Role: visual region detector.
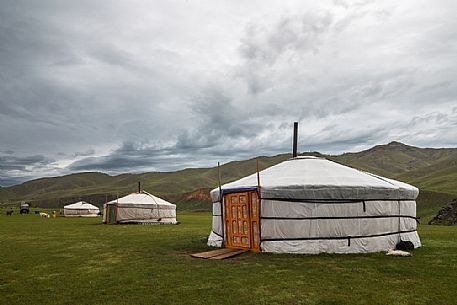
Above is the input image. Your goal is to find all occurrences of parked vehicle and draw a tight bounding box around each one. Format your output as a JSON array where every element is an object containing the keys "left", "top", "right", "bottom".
[{"left": 20, "top": 202, "right": 30, "bottom": 214}]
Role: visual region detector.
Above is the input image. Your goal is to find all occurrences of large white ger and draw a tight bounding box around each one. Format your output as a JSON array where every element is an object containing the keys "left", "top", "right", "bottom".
[
  {"left": 102, "top": 191, "right": 177, "bottom": 224},
  {"left": 64, "top": 201, "right": 100, "bottom": 217},
  {"left": 208, "top": 156, "right": 421, "bottom": 254}
]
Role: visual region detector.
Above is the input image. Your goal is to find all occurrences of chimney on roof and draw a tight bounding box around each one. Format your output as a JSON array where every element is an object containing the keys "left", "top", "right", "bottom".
[{"left": 293, "top": 122, "right": 298, "bottom": 157}]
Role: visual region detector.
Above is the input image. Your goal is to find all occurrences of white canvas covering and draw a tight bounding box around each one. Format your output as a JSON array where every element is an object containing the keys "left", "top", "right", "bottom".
[
  {"left": 208, "top": 156, "right": 421, "bottom": 254},
  {"left": 64, "top": 201, "right": 100, "bottom": 217},
  {"left": 102, "top": 191, "right": 177, "bottom": 224}
]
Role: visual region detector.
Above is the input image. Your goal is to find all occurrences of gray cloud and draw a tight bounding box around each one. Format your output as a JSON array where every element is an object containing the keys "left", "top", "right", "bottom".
[
  {"left": 0, "top": 154, "right": 53, "bottom": 171},
  {"left": 0, "top": 153, "right": 58, "bottom": 186},
  {"left": 240, "top": 12, "right": 333, "bottom": 65},
  {"left": 1, "top": 0, "right": 457, "bottom": 186},
  {"left": 74, "top": 149, "right": 96, "bottom": 157},
  {"left": 238, "top": 12, "right": 334, "bottom": 95}
]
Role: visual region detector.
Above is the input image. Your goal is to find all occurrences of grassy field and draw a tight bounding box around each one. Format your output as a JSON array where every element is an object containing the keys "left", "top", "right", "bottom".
[{"left": 1, "top": 211, "right": 457, "bottom": 305}]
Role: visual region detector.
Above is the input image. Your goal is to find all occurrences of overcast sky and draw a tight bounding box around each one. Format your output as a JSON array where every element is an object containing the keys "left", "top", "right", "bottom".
[{"left": 1, "top": 0, "right": 456, "bottom": 186}]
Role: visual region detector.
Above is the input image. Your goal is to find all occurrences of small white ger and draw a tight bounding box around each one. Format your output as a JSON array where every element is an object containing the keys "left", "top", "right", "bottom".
[
  {"left": 64, "top": 201, "right": 100, "bottom": 217},
  {"left": 103, "top": 191, "right": 177, "bottom": 224}
]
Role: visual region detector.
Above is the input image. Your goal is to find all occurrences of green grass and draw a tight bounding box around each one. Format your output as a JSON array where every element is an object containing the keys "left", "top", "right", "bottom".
[{"left": 1, "top": 211, "right": 457, "bottom": 305}]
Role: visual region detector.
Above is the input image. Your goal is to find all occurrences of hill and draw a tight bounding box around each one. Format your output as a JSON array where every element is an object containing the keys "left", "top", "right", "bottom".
[
  {"left": 0, "top": 142, "right": 456, "bottom": 219},
  {"left": 330, "top": 141, "right": 457, "bottom": 194},
  {"left": 0, "top": 154, "right": 291, "bottom": 209}
]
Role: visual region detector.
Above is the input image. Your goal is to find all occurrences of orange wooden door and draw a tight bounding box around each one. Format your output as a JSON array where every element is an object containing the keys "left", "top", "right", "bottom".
[{"left": 224, "top": 191, "right": 260, "bottom": 251}]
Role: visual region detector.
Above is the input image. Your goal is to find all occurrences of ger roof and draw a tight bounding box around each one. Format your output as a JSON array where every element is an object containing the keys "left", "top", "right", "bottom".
[
  {"left": 108, "top": 191, "right": 176, "bottom": 206},
  {"left": 64, "top": 201, "right": 99, "bottom": 210},
  {"left": 210, "top": 156, "right": 418, "bottom": 201}
]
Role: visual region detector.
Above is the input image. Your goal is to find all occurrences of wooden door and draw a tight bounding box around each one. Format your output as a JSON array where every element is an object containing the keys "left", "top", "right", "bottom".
[
  {"left": 224, "top": 191, "right": 260, "bottom": 251},
  {"left": 108, "top": 205, "right": 116, "bottom": 224}
]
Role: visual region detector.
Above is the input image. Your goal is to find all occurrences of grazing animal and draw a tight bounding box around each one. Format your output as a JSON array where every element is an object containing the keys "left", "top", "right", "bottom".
[
  {"left": 6, "top": 210, "right": 13, "bottom": 216},
  {"left": 39, "top": 212, "right": 50, "bottom": 218},
  {"left": 396, "top": 240, "right": 415, "bottom": 251},
  {"left": 386, "top": 249, "right": 412, "bottom": 257}
]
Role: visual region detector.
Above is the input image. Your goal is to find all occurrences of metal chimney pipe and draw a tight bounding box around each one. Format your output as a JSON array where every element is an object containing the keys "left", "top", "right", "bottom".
[
  {"left": 293, "top": 122, "right": 298, "bottom": 157},
  {"left": 138, "top": 181, "right": 141, "bottom": 193}
]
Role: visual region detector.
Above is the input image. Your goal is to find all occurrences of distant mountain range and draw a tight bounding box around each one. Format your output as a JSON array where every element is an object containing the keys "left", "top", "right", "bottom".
[{"left": 1, "top": 141, "right": 456, "bottom": 221}]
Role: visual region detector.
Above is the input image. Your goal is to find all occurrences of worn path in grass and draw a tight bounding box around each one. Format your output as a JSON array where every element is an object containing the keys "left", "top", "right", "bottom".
[{"left": 1, "top": 211, "right": 457, "bottom": 305}]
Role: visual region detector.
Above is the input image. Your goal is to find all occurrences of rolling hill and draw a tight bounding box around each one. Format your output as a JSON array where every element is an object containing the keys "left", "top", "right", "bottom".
[
  {"left": 330, "top": 141, "right": 457, "bottom": 194},
  {"left": 0, "top": 141, "right": 456, "bottom": 220}
]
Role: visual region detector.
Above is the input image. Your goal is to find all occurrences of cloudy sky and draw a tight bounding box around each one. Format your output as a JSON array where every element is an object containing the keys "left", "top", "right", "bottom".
[{"left": 1, "top": 0, "right": 456, "bottom": 186}]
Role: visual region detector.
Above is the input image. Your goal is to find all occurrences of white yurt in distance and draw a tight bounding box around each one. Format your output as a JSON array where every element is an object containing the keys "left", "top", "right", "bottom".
[
  {"left": 103, "top": 191, "right": 177, "bottom": 224},
  {"left": 64, "top": 201, "right": 100, "bottom": 217},
  {"left": 208, "top": 156, "right": 421, "bottom": 254}
]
